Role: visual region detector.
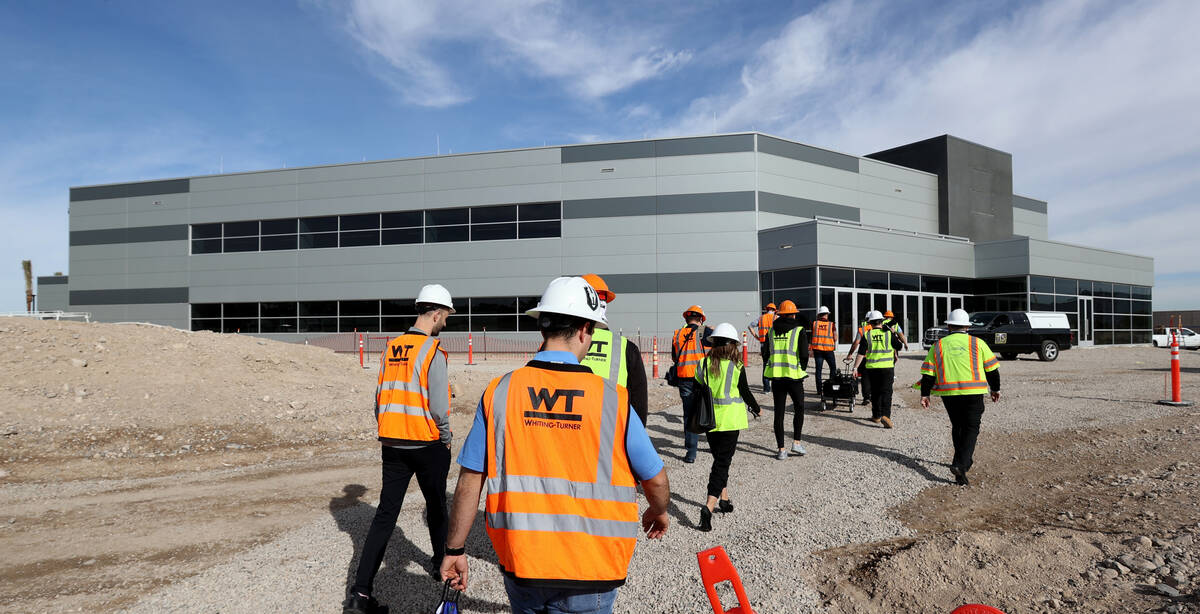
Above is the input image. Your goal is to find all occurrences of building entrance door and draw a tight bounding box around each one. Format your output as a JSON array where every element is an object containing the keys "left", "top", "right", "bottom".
[{"left": 1078, "top": 297, "right": 1094, "bottom": 346}]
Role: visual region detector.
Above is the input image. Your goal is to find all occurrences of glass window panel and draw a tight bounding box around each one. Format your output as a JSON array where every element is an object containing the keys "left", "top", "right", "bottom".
[
  {"left": 891, "top": 273, "right": 921, "bottom": 292},
  {"left": 1055, "top": 278, "right": 1078, "bottom": 295},
  {"left": 1095, "top": 314, "right": 1113, "bottom": 329},
  {"left": 340, "top": 230, "right": 380, "bottom": 247},
  {"left": 777, "top": 288, "right": 815, "bottom": 311},
  {"left": 191, "top": 303, "right": 221, "bottom": 318},
  {"left": 518, "top": 315, "right": 541, "bottom": 332},
  {"left": 261, "top": 218, "right": 298, "bottom": 235},
  {"left": 340, "top": 317, "right": 379, "bottom": 332},
  {"left": 1114, "top": 298, "right": 1132, "bottom": 314},
  {"left": 426, "top": 225, "right": 469, "bottom": 243},
  {"left": 1094, "top": 282, "right": 1113, "bottom": 297},
  {"left": 299, "top": 301, "right": 337, "bottom": 316},
  {"left": 996, "top": 277, "right": 1026, "bottom": 293},
  {"left": 223, "top": 221, "right": 258, "bottom": 237},
  {"left": 1114, "top": 314, "right": 1132, "bottom": 329},
  {"left": 426, "top": 207, "right": 469, "bottom": 226},
  {"left": 472, "top": 315, "right": 518, "bottom": 331},
  {"left": 1132, "top": 330, "right": 1151, "bottom": 344},
  {"left": 949, "top": 277, "right": 973, "bottom": 295},
  {"left": 470, "top": 297, "right": 518, "bottom": 314},
  {"left": 382, "top": 228, "right": 423, "bottom": 245},
  {"left": 922, "top": 296, "right": 934, "bottom": 335},
  {"left": 382, "top": 316, "right": 416, "bottom": 331},
  {"left": 819, "top": 288, "right": 835, "bottom": 315},
  {"left": 859, "top": 292, "right": 874, "bottom": 320},
  {"left": 1055, "top": 295, "right": 1076, "bottom": 312},
  {"left": 855, "top": 270, "right": 887, "bottom": 290},
  {"left": 518, "top": 296, "right": 540, "bottom": 313},
  {"left": 1095, "top": 298, "right": 1113, "bottom": 313},
  {"left": 761, "top": 291, "right": 773, "bottom": 310},
  {"left": 1115, "top": 330, "right": 1132, "bottom": 344},
  {"left": 223, "top": 302, "right": 258, "bottom": 318},
  {"left": 261, "top": 234, "right": 298, "bottom": 251},
  {"left": 192, "top": 239, "right": 222, "bottom": 254},
  {"left": 519, "top": 202, "right": 560, "bottom": 221},
  {"left": 1029, "top": 275, "right": 1054, "bottom": 293},
  {"left": 1030, "top": 293, "right": 1054, "bottom": 311},
  {"left": 820, "top": 267, "right": 854, "bottom": 288},
  {"left": 774, "top": 267, "right": 815, "bottom": 289},
  {"left": 471, "top": 223, "right": 517, "bottom": 241},
  {"left": 299, "top": 233, "right": 338, "bottom": 249},
  {"left": 1095, "top": 330, "right": 1113, "bottom": 345},
  {"left": 1132, "top": 285, "right": 1151, "bottom": 300},
  {"left": 382, "top": 211, "right": 423, "bottom": 228},
  {"left": 300, "top": 216, "right": 337, "bottom": 233},
  {"left": 340, "top": 300, "right": 379, "bottom": 316},
  {"left": 259, "top": 318, "right": 298, "bottom": 333},
  {"left": 921, "top": 275, "right": 948, "bottom": 293},
  {"left": 1134, "top": 315, "right": 1152, "bottom": 330},
  {"left": 222, "top": 319, "right": 258, "bottom": 333},
  {"left": 973, "top": 279, "right": 997, "bottom": 295},
  {"left": 1077, "top": 281, "right": 1093, "bottom": 296},
  {"left": 518, "top": 220, "right": 560, "bottom": 238},
  {"left": 472, "top": 205, "right": 516, "bottom": 223},
  {"left": 191, "top": 319, "right": 221, "bottom": 332},
  {"left": 340, "top": 214, "right": 379, "bottom": 231},
  {"left": 440, "top": 315, "right": 469, "bottom": 332},
  {"left": 223, "top": 236, "right": 259, "bottom": 252},
  {"left": 382, "top": 300, "right": 418, "bottom": 316},
  {"left": 260, "top": 302, "right": 297, "bottom": 318},
  {"left": 1113, "top": 284, "right": 1131, "bottom": 299},
  {"left": 1132, "top": 300, "right": 1152, "bottom": 315},
  {"left": 760, "top": 272, "right": 772, "bottom": 290},
  {"left": 192, "top": 223, "right": 222, "bottom": 239},
  {"left": 1067, "top": 313, "right": 1078, "bottom": 329},
  {"left": 298, "top": 317, "right": 338, "bottom": 333}
]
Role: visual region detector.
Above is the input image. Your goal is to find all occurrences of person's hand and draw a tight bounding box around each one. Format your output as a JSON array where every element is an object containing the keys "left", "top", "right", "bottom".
[
  {"left": 990, "top": 391, "right": 1001, "bottom": 403},
  {"left": 642, "top": 508, "right": 669, "bottom": 539},
  {"left": 920, "top": 396, "right": 930, "bottom": 409},
  {"left": 752, "top": 409, "right": 761, "bottom": 419},
  {"left": 440, "top": 554, "right": 469, "bottom": 591}
]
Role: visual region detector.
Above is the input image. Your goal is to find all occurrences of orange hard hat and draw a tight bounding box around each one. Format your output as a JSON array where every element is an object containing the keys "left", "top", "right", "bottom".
[
  {"left": 581, "top": 274, "right": 615, "bottom": 303},
  {"left": 683, "top": 305, "right": 706, "bottom": 320},
  {"left": 884, "top": 310, "right": 894, "bottom": 318},
  {"left": 765, "top": 303, "right": 776, "bottom": 311},
  {"left": 777, "top": 300, "right": 799, "bottom": 315}
]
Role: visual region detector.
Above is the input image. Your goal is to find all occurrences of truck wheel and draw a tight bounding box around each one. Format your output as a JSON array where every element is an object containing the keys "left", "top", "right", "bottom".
[
  {"left": 1153, "top": 340, "right": 1159, "bottom": 347},
  {"left": 1000, "top": 352, "right": 1018, "bottom": 361},
  {"left": 1038, "top": 340, "right": 1059, "bottom": 362}
]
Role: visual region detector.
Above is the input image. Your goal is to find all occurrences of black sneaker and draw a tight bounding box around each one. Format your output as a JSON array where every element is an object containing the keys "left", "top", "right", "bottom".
[
  {"left": 956, "top": 473, "right": 969, "bottom": 486},
  {"left": 698, "top": 507, "right": 713, "bottom": 532},
  {"left": 344, "top": 593, "right": 388, "bottom": 614},
  {"left": 718, "top": 499, "right": 734, "bottom": 514}
]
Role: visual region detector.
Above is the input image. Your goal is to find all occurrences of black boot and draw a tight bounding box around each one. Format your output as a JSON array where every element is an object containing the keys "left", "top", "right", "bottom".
[
  {"left": 344, "top": 593, "right": 388, "bottom": 614},
  {"left": 718, "top": 499, "right": 734, "bottom": 514},
  {"left": 698, "top": 507, "right": 713, "bottom": 532}
]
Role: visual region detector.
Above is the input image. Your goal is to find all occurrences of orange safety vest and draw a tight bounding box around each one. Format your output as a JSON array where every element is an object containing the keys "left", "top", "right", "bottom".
[
  {"left": 811, "top": 320, "right": 837, "bottom": 351},
  {"left": 754, "top": 312, "right": 776, "bottom": 343},
  {"left": 672, "top": 326, "right": 706, "bottom": 378},
  {"left": 482, "top": 366, "right": 638, "bottom": 585},
  {"left": 376, "top": 333, "right": 448, "bottom": 443}
]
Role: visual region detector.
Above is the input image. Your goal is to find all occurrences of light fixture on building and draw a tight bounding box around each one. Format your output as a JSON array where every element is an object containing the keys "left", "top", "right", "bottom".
[
  {"left": 600, "top": 168, "right": 614, "bottom": 173},
  {"left": 780, "top": 244, "right": 792, "bottom": 250}
]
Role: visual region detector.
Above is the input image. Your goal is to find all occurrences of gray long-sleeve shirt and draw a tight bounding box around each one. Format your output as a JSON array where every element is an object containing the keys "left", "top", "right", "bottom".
[{"left": 384, "top": 326, "right": 451, "bottom": 448}]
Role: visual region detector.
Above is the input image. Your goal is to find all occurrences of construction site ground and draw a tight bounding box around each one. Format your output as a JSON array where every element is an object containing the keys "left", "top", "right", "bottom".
[{"left": 1, "top": 318, "right": 1197, "bottom": 613}]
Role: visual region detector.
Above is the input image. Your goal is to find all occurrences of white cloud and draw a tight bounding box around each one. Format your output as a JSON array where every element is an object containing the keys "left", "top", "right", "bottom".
[{"left": 336, "top": 0, "right": 691, "bottom": 107}]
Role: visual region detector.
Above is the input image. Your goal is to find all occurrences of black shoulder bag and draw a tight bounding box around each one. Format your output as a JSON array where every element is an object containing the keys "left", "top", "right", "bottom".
[{"left": 685, "top": 358, "right": 716, "bottom": 434}]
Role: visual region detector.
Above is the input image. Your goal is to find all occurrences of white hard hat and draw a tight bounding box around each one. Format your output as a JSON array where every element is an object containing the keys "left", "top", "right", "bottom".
[
  {"left": 867, "top": 310, "right": 884, "bottom": 322},
  {"left": 817, "top": 306, "right": 830, "bottom": 315},
  {"left": 526, "top": 276, "right": 608, "bottom": 328},
  {"left": 945, "top": 308, "right": 971, "bottom": 327},
  {"left": 711, "top": 322, "right": 739, "bottom": 342},
  {"left": 416, "top": 284, "right": 455, "bottom": 313}
]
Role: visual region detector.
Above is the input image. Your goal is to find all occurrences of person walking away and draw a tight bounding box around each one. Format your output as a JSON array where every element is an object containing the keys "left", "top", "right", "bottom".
[
  {"left": 852, "top": 311, "right": 903, "bottom": 428},
  {"left": 579, "top": 274, "right": 649, "bottom": 424},
  {"left": 439, "top": 276, "right": 670, "bottom": 614},
  {"left": 883, "top": 310, "right": 909, "bottom": 352},
  {"left": 765, "top": 300, "right": 809, "bottom": 459},
  {"left": 843, "top": 313, "right": 874, "bottom": 406},
  {"left": 747, "top": 303, "right": 777, "bottom": 393},
  {"left": 809, "top": 306, "right": 838, "bottom": 402},
  {"left": 695, "top": 323, "right": 761, "bottom": 532},
  {"left": 919, "top": 308, "right": 1000, "bottom": 486},
  {"left": 344, "top": 284, "right": 456, "bottom": 614},
  {"left": 672, "top": 306, "right": 712, "bottom": 463}
]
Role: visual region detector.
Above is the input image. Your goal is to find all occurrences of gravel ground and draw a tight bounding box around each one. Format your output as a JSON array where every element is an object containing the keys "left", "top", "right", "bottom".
[{"left": 121, "top": 345, "right": 1199, "bottom": 614}]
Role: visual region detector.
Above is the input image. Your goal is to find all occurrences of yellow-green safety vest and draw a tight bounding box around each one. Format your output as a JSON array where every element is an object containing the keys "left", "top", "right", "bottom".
[
  {"left": 764, "top": 327, "right": 807, "bottom": 380},
  {"left": 920, "top": 332, "right": 999, "bottom": 396},
  {"left": 864, "top": 328, "right": 895, "bottom": 369},
  {"left": 695, "top": 357, "right": 748, "bottom": 432},
  {"left": 581, "top": 328, "right": 628, "bottom": 387}
]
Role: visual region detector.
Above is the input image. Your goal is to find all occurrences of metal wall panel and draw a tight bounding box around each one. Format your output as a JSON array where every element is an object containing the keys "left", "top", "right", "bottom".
[
  {"left": 561, "top": 158, "right": 657, "bottom": 181},
  {"left": 1012, "top": 207, "right": 1048, "bottom": 240},
  {"left": 1026, "top": 238, "right": 1154, "bottom": 286},
  {"left": 654, "top": 151, "right": 756, "bottom": 176},
  {"left": 190, "top": 184, "right": 299, "bottom": 208},
  {"left": 974, "top": 237, "right": 1031, "bottom": 278},
  {"left": 757, "top": 222, "right": 819, "bottom": 271},
  {"left": 815, "top": 224, "right": 974, "bottom": 277},
  {"left": 562, "top": 215, "right": 656, "bottom": 238},
  {"left": 857, "top": 158, "right": 938, "bottom": 189},
  {"left": 425, "top": 148, "right": 561, "bottom": 173},
  {"left": 424, "top": 183, "right": 562, "bottom": 208},
  {"left": 192, "top": 170, "right": 299, "bottom": 191},
  {"left": 36, "top": 282, "right": 69, "bottom": 312},
  {"left": 424, "top": 164, "right": 561, "bottom": 191},
  {"left": 656, "top": 171, "right": 756, "bottom": 196},
  {"left": 298, "top": 175, "right": 425, "bottom": 201}
]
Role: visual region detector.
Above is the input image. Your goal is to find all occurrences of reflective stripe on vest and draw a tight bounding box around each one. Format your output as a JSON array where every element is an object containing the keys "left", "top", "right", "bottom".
[
  {"left": 580, "top": 328, "right": 629, "bottom": 387},
  {"left": 811, "top": 320, "right": 837, "bottom": 351},
  {"left": 483, "top": 367, "right": 638, "bottom": 584},
  {"left": 697, "top": 357, "right": 748, "bottom": 432},
  {"left": 673, "top": 327, "right": 705, "bottom": 378},
  {"left": 764, "top": 327, "right": 806, "bottom": 379},
  {"left": 376, "top": 334, "right": 444, "bottom": 441},
  {"left": 921, "top": 332, "right": 997, "bottom": 396},
  {"left": 864, "top": 328, "right": 895, "bottom": 369},
  {"left": 755, "top": 313, "right": 775, "bottom": 343}
]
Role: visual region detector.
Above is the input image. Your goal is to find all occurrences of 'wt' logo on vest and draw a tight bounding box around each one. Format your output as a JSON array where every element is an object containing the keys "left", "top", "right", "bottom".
[
  {"left": 388, "top": 344, "right": 415, "bottom": 363},
  {"left": 523, "top": 387, "right": 585, "bottom": 422},
  {"left": 586, "top": 339, "right": 609, "bottom": 359}
]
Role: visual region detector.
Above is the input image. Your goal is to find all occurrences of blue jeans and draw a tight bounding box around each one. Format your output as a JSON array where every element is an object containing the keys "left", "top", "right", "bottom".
[
  {"left": 677, "top": 380, "right": 700, "bottom": 458},
  {"left": 504, "top": 577, "right": 618, "bottom": 614}
]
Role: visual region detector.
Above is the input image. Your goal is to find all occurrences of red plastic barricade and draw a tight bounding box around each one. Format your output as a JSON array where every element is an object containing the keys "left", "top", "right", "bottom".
[
  {"left": 950, "top": 605, "right": 1005, "bottom": 614},
  {"left": 696, "top": 546, "right": 754, "bottom": 614}
]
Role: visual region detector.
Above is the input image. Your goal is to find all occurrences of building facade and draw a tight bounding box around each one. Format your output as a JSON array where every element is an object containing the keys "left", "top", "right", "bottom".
[{"left": 42, "top": 133, "right": 1154, "bottom": 347}]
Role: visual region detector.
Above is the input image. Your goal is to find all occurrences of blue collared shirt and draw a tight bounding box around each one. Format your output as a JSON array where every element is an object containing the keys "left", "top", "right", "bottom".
[{"left": 457, "top": 350, "right": 664, "bottom": 480}]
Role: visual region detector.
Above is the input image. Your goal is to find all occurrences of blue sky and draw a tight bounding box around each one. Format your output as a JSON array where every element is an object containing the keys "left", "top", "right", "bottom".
[{"left": 1, "top": 0, "right": 1197, "bottom": 313}]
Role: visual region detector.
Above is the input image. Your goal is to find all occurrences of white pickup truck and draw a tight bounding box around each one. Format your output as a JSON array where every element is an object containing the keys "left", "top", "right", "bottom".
[{"left": 1152, "top": 327, "right": 1200, "bottom": 349}]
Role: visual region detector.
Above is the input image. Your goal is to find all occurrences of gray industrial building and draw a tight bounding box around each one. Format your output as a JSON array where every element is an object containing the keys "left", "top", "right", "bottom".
[{"left": 41, "top": 132, "right": 1154, "bottom": 347}]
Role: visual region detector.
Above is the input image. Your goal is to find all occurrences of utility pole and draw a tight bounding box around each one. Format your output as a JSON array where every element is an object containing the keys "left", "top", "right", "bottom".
[{"left": 22, "top": 260, "right": 33, "bottom": 312}]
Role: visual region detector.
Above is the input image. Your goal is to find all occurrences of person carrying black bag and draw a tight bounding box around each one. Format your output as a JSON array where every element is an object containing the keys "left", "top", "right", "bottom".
[{"left": 693, "top": 323, "right": 760, "bottom": 532}]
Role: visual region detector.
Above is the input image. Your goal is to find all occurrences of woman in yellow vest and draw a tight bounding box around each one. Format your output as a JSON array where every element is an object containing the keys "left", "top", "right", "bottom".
[
  {"left": 765, "top": 300, "right": 809, "bottom": 459},
  {"left": 695, "top": 323, "right": 761, "bottom": 531}
]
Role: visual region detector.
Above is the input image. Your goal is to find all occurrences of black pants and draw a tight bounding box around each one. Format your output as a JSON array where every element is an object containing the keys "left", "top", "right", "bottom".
[
  {"left": 770, "top": 377, "right": 805, "bottom": 448},
  {"left": 812, "top": 350, "right": 837, "bottom": 393},
  {"left": 865, "top": 367, "right": 894, "bottom": 419},
  {"left": 857, "top": 361, "right": 871, "bottom": 401},
  {"left": 704, "top": 429, "right": 740, "bottom": 498},
  {"left": 352, "top": 443, "right": 450, "bottom": 596},
  {"left": 943, "top": 394, "right": 986, "bottom": 474},
  {"left": 760, "top": 349, "right": 772, "bottom": 393}
]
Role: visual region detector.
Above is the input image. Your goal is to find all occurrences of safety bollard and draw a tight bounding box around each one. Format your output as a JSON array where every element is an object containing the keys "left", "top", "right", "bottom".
[
  {"left": 1158, "top": 327, "right": 1193, "bottom": 406},
  {"left": 742, "top": 331, "right": 749, "bottom": 365},
  {"left": 467, "top": 333, "right": 476, "bottom": 365},
  {"left": 652, "top": 337, "right": 659, "bottom": 379},
  {"left": 359, "top": 333, "right": 364, "bottom": 368}
]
